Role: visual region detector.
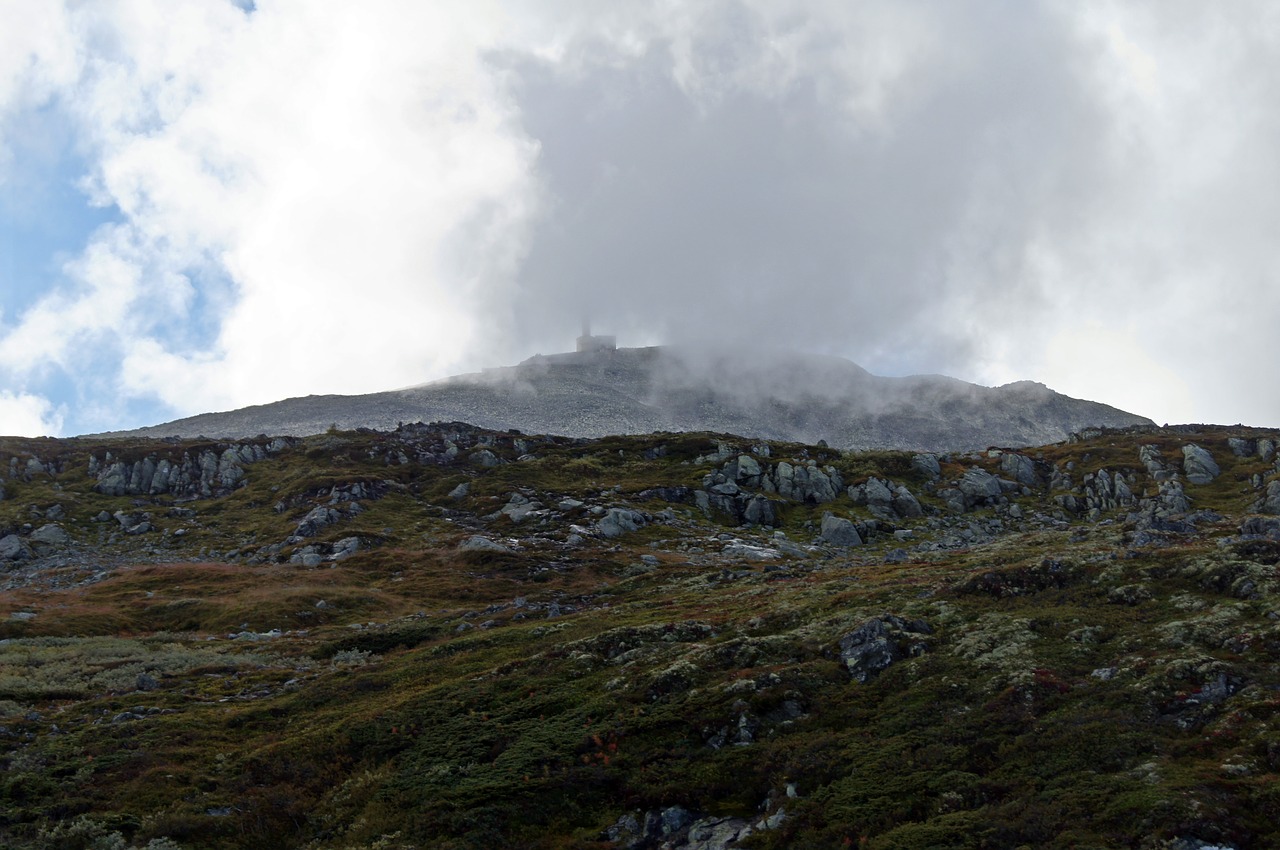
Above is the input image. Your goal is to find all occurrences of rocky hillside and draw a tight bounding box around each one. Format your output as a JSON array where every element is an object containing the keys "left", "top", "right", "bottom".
[
  {"left": 2, "top": 421, "right": 1279, "bottom": 849},
  {"left": 98, "top": 346, "right": 1152, "bottom": 451}
]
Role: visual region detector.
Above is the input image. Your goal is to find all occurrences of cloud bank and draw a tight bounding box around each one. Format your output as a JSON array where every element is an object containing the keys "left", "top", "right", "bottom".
[{"left": 1, "top": 1, "right": 1278, "bottom": 436}]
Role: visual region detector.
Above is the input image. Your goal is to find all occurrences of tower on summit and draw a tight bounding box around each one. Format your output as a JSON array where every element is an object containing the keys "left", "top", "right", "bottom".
[{"left": 576, "top": 319, "right": 616, "bottom": 354}]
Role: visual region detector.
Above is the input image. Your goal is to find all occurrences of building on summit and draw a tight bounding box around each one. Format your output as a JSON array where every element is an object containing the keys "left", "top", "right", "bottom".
[{"left": 576, "top": 320, "right": 616, "bottom": 354}]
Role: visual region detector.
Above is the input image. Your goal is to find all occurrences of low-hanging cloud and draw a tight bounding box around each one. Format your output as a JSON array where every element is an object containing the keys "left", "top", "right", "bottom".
[{"left": 1, "top": 0, "right": 1278, "bottom": 436}]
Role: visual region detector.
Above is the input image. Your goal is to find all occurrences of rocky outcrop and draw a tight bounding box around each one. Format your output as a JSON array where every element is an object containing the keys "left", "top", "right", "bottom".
[
  {"left": 0, "top": 533, "right": 31, "bottom": 563},
  {"left": 820, "top": 514, "right": 863, "bottom": 547},
  {"left": 1182, "top": 444, "right": 1221, "bottom": 485},
  {"left": 1080, "top": 468, "right": 1137, "bottom": 517},
  {"left": 767, "top": 460, "right": 843, "bottom": 504},
  {"left": 847, "top": 476, "right": 924, "bottom": 520},
  {"left": 1253, "top": 480, "right": 1280, "bottom": 515},
  {"left": 837, "top": 615, "right": 933, "bottom": 683},
  {"left": 598, "top": 508, "right": 647, "bottom": 539},
  {"left": 89, "top": 440, "right": 289, "bottom": 499},
  {"left": 999, "top": 452, "right": 1041, "bottom": 487}
]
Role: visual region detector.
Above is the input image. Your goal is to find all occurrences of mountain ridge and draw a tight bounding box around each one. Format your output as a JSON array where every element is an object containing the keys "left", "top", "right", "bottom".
[{"left": 92, "top": 345, "right": 1152, "bottom": 451}]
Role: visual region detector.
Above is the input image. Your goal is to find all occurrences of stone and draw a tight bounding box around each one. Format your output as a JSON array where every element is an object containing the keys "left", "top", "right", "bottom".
[
  {"left": 331, "top": 537, "right": 361, "bottom": 560},
  {"left": 297, "top": 506, "right": 341, "bottom": 537},
  {"left": 446, "top": 482, "right": 470, "bottom": 500},
  {"left": 597, "top": 508, "right": 646, "bottom": 539},
  {"left": 1259, "top": 439, "right": 1277, "bottom": 462},
  {"left": 837, "top": 615, "right": 931, "bottom": 683},
  {"left": 863, "top": 477, "right": 894, "bottom": 507},
  {"left": 459, "top": 535, "right": 512, "bottom": 553},
  {"left": 819, "top": 514, "right": 862, "bottom": 547},
  {"left": 1227, "top": 437, "right": 1256, "bottom": 457},
  {"left": 891, "top": 484, "right": 924, "bottom": 518},
  {"left": 722, "top": 542, "right": 781, "bottom": 562},
  {"left": 0, "top": 534, "right": 30, "bottom": 562},
  {"left": 1255, "top": 480, "right": 1280, "bottom": 515},
  {"left": 469, "top": 449, "right": 501, "bottom": 468},
  {"left": 500, "top": 493, "right": 543, "bottom": 523},
  {"left": 959, "top": 468, "right": 1002, "bottom": 503},
  {"left": 912, "top": 453, "right": 942, "bottom": 480},
  {"left": 1182, "top": 444, "right": 1221, "bottom": 485},
  {"left": 1000, "top": 453, "right": 1039, "bottom": 487},
  {"left": 29, "top": 524, "right": 71, "bottom": 546}
]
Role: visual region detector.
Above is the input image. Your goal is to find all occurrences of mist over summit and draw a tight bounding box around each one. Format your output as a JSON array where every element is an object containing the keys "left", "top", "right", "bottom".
[{"left": 100, "top": 343, "right": 1151, "bottom": 451}]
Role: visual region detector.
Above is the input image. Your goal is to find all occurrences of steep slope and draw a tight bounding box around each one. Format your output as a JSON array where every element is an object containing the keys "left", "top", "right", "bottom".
[
  {"left": 1, "top": 423, "right": 1279, "bottom": 849},
  {"left": 97, "top": 346, "right": 1152, "bottom": 451}
]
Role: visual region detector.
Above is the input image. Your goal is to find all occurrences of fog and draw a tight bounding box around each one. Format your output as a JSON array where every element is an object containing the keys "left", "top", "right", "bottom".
[{"left": 2, "top": 2, "right": 1279, "bottom": 436}]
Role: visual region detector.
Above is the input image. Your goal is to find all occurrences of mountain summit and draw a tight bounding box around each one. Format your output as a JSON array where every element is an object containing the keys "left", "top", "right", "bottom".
[{"left": 102, "top": 345, "right": 1152, "bottom": 450}]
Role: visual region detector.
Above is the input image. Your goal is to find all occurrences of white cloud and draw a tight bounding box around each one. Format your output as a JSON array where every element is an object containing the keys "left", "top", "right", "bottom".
[
  {"left": 2, "top": 0, "right": 1280, "bottom": 434},
  {"left": 1, "top": 0, "right": 543, "bottom": 425},
  {"left": 0, "top": 391, "right": 63, "bottom": 437}
]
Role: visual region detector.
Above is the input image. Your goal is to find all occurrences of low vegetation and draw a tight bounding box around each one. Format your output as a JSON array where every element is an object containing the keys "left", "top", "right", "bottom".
[{"left": 0, "top": 423, "right": 1277, "bottom": 848}]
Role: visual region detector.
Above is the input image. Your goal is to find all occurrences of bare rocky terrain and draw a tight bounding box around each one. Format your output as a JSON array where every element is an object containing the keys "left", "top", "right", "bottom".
[{"left": 97, "top": 346, "right": 1152, "bottom": 451}]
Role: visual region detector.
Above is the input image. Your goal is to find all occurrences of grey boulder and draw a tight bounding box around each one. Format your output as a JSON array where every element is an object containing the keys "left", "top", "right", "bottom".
[
  {"left": 820, "top": 514, "right": 862, "bottom": 547},
  {"left": 1182, "top": 444, "right": 1221, "bottom": 485},
  {"left": 30, "top": 524, "right": 71, "bottom": 547},
  {"left": 0, "top": 534, "right": 31, "bottom": 562},
  {"left": 597, "top": 508, "right": 646, "bottom": 539}
]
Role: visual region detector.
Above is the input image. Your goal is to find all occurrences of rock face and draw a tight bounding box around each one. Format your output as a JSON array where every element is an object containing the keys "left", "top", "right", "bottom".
[
  {"left": 96, "top": 346, "right": 1153, "bottom": 452},
  {"left": 0, "top": 534, "right": 30, "bottom": 562},
  {"left": 838, "top": 615, "right": 933, "bottom": 683},
  {"left": 820, "top": 514, "right": 863, "bottom": 547},
  {"left": 1183, "top": 444, "right": 1221, "bottom": 485},
  {"left": 89, "top": 440, "right": 288, "bottom": 499}
]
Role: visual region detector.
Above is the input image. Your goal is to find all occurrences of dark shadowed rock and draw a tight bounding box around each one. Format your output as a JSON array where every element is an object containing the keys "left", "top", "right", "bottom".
[{"left": 820, "top": 514, "right": 862, "bottom": 547}]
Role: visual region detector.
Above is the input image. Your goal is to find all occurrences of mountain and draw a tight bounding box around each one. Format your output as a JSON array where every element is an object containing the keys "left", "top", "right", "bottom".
[
  {"left": 2, "top": 422, "right": 1279, "bottom": 849},
  {"left": 98, "top": 345, "right": 1152, "bottom": 450}
]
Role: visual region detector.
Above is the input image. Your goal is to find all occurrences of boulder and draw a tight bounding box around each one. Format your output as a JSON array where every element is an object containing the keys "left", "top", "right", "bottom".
[
  {"left": 331, "top": 537, "right": 361, "bottom": 560},
  {"left": 912, "top": 453, "right": 942, "bottom": 480},
  {"left": 1182, "top": 444, "right": 1221, "bottom": 485},
  {"left": 891, "top": 484, "right": 924, "bottom": 518},
  {"left": 297, "top": 506, "right": 341, "bottom": 537},
  {"left": 820, "top": 514, "right": 862, "bottom": 547},
  {"left": 598, "top": 508, "right": 646, "bottom": 539},
  {"left": 1259, "top": 439, "right": 1277, "bottom": 462},
  {"left": 469, "top": 449, "right": 501, "bottom": 468},
  {"left": 1000, "top": 453, "right": 1039, "bottom": 487},
  {"left": 1227, "top": 437, "right": 1256, "bottom": 457},
  {"left": 30, "top": 524, "right": 71, "bottom": 547},
  {"left": 0, "top": 534, "right": 30, "bottom": 562},
  {"left": 958, "top": 468, "right": 1002, "bottom": 503},
  {"left": 837, "top": 615, "right": 932, "bottom": 683},
  {"left": 459, "top": 535, "right": 512, "bottom": 553},
  {"left": 1254, "top": 480, "right": 1280, "bottom": 515}
]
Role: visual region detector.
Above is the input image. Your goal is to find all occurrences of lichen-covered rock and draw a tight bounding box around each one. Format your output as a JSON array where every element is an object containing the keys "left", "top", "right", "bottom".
[
  {"left": 458, "top": 535, "right": 511, "bottom": 553},
  {"left": 958, "top": 467, "right": 1002, "bottom": 503},
  {"left": 1253, "top": 480, "right": 1280, "bottom": 515},
  {"left": 1182, "top": 444, "right": 1221, "bottom": 485},
  {"left": 598, "top": 507, "right": 646, "bottom": 538},
  {"left": 1227, "top": 437, "right": 1255, "bottom": 457},
  {"left": 838, "top": 615, "right": 932, "bottom": 683},
  {"left": 0, "top": 533, "right": 31, "bottom": 562},
  {"left": 912, "top": 453, "right": 942, "bottom": 480},
  {"left": 820, "top": 514, "right": 862, "bottom": 547},
  {"left": 29, "top": 524, "right": 71, "bottom": 547},
  {"left": 1000, "top": 452, "right": 1040, "bottom": 487}
]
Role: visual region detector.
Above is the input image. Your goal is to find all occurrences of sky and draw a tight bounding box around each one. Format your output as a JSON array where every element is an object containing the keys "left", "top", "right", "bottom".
[{"left": 1, "top": 0, "right": 1278, "bottom": 437}]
